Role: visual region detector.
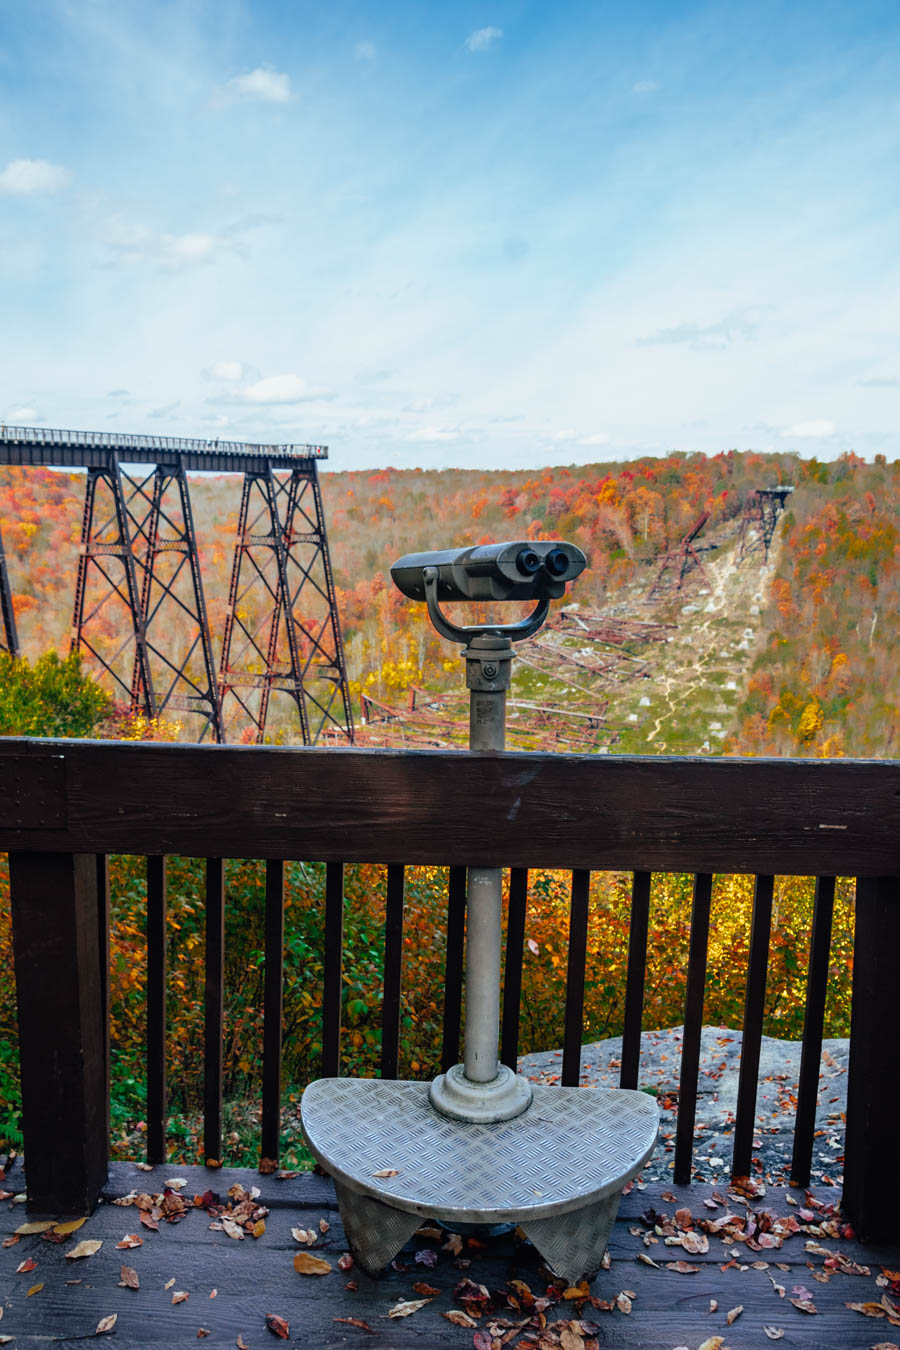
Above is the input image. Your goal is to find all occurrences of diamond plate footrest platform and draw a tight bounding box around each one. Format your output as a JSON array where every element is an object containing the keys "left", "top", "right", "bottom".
[{"left": 301, "top": 1078, "right": 658, "bottom": 1284}]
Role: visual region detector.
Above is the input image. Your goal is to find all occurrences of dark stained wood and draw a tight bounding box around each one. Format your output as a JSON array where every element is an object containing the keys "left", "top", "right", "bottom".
[
  {"left": 8, "top": 852, "right": 108, "bottom": 1212},
  {"left": 791, "top": 876, "right": 835, "bottom": 1187},
  {"left": 1, "top": 739, "right": 897, "bottom": 874},
  {"left": 843, "top": 875, "right": 900, "bottom": 1241},
  {"left": 146, "top": 854, "right": 167, "bottom": 1165},
  {"left": 732, "top": 873, "right": 774, "bottom": 1177},
  {"left": 501, "top": 867, "right": 528, "bottom": 1070},
  {"left": 0, "top": 1158, "right": 895, "bottom": 1348},
  {"left": 380, "top": 863, "right": 405, "bottom": 1079},
  {"left": 441, "top": 865, "right": 466, "bottom": 1072},
  {"left": 96, "top": 853, "right": 111, "bottom": 1154},
  {"left": 322, "top": 862, "right": 344, "bottom": 1077},
  {"left": 203, "top": 858, "right": 225, "bottom": 1163},
  {"left": 562, "top": 869, "right": 590, "bottom": 1087},
  {"left": 261, "top": 859, "right": 285, "bottom": 1163},
  {"left": 620, "top": 870, "right": 651, "bottom": 1090},
  {"left": 674, "top": 873, "right": 713, "bottom": 1184}
]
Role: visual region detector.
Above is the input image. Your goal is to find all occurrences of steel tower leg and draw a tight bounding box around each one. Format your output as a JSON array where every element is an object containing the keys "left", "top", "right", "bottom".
[
  {"left": 128, "top": 461, "right": 224, "bottom": 741},
  {"left": 71, "top": 459, "right": 156, "bottom": 714},
  {"left": 0, "top": 522, "right": 19, "bottom": 657},
  {"left": 218, "top": 460, "right": 353, "bottom": 745}
]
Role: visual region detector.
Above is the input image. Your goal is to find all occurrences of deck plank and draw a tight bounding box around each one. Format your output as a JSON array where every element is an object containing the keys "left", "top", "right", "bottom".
[{"left": 1, "top": 1160, "right": 898, "bottom": 1347}]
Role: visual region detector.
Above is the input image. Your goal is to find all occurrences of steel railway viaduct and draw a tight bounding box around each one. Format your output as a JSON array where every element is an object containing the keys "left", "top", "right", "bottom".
[{"left": 0, "top": 424, "right": 354, "bottom": 745}]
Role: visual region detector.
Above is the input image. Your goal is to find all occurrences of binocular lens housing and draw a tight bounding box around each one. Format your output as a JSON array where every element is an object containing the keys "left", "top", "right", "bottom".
[
  {"left": 515, "top": 547, "right": 541, "bottom": 576},
  {"left": 545, "top": 547, "right": 569, "bottom": 577}
]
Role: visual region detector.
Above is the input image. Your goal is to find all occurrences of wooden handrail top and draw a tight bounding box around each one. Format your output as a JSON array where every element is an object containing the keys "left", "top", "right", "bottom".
[{"left": 1, "top": 738, "right": 897, "bottom": 874}]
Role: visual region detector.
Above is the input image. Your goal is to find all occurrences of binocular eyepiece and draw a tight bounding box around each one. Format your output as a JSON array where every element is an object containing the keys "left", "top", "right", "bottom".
[{"left": 390, "top": 539, "right": 586, "bottom": 603}]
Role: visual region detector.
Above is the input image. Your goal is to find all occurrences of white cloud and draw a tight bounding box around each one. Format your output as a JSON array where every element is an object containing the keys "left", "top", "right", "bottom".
[
  {"left": 243, "top": 374, "right": 332, "bottom": 404},
  {"left": 0, "top": 158, "right": 71, "bottom": 195},
  {"left": 580, "top": 432, "right": 610, "bottom": 445},
  {"left": 465, "top": 27, "right": 503, "bottom": 52},
  {"left": 6, "top": 406, "right": 38, "bottom": 422},
  {"left": 354, "top": 41, "right": 376, "bottom": 62},
  {"left": 228, "top": 67, "right": 293, "bottom": 104},
  {"left": 551, "top": 428, "right": 578, "bottom": 442},
  {"left": 632, "top": 80, "right": 660, "bottom": 94},
  {"left": 207, "top": 360, "right": 244, "bottom": 381},
  {"left": 781, "top": 419, "right": 836, "bottom": 438},
  {"left": 405, "top": 425, "right": 462, "bottom": 442}
]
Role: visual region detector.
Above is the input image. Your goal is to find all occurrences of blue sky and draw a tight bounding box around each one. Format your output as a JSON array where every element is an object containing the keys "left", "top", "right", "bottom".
[{"left": 1, "top": 0, "right": 898, "bottom": 470}]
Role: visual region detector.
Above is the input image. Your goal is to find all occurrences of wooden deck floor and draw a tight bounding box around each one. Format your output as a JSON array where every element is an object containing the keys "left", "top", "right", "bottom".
[{"left": 1, "top": 1158, "right": 898, "bottom": 1348}]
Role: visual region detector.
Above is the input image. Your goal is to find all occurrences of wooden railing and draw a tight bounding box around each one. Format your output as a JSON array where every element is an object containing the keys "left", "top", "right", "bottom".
[{"left": 1, "top": 739, "right": 898, "bottom": 1238}]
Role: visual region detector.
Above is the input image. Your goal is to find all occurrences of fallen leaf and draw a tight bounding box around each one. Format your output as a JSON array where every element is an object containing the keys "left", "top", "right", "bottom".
[
  {"left": 846, "top": 1301, "right": 889, "bottom": 1318},
  {"left": 291, "top": 1227, "right": 317, "bottom": 1245},
  {"left": 26, "top": 1283, "right": 44, "bottom": 1297},
  {"left": 615, "top": 1292, "right": 633, "bottom": 1314},
  {"left": 372, "top": 1167, "right": 400, "bottom": 1178},
  {"left": 527, "top": 938, "right": 540, "bottom": 955},
  {"left": 237, "top": 1339, "right": 249, "bottom": 1350},
  {"left": 726, "top": 1305, "right": 743, "bottom": 1325},
  {"left": 139, "top": 1211, "right": 159, "bottom": 1230},
  {"left": 15, "top": 1220, "right": 54, "bottom": 1235},
  {"left": 871, "top": 1344, "right": 900, "bottom": 1350},
  {"left": 1, "top": 1236, "right": 19, "bottom": 1248},
  {"left": 116, "top": 1234, "right": 143, "bottom": 1249},
  {"left": 636, "top": 1253, "right": 661, "bottom": 1268},
  {"left": 96, "top": 1314, "right": 117, "bottom": 1334},
  {"left": 560, "top": 1328, "right": 583, "bottom": 1350},
  {"left": 165, "top": 1278, "right": 175, "bottom": 1290},
  {"left": 709, "top": 1298, "right": 718, "bottom": 1312},
  {"left": 293, "top": 1252, "right": 332, "bottom": 1276},
  {"left": 197, "top": 1330, "right": 211, "bottom": 1339},
  {"left": 443, "top": 1310, "right": 478, "bottom": 1327},
  {"left": 135, "top": 1162, "right": 153, "bottom": 1171},
  {"left": 665, "top": 1261, "right": 701, "bottom": 1273},
  {"left": 337, "top": 1253, "right": 354, "bottom": 1271},
  {"left": 388, "top": 1298, "right": 430, "bottom": 1318},
  {"left": 763, "top": 1330, "right": 785, "bottom": 1341},
  {"left": 165, "top": 1178, "right": 188, "bottom": 1191},
  {"left": 251, "top": 1219, "right": 266, "bottom": 1239},
  {"left": 222, "top": 1218, "right": 244, "bottom": 1241},
  {"left": 16, "top": 1258, "right": 38, "bottom": 1273},
  {"left": 473, "top": 1333, "right": 492, "bottom": 1350},
  {"left": 443, "top": 1232, "right": 464, "bottom": 1255},
  {"left": 319, "top": 1219, "right": 330, "bottom": 1233},
  {"left": 681, "top": 1230, "right": 709, "bottom": 1254},
  {"left": 265, "top": 1313, "right": 290, "bottom": 1339},
  {"left": 258, "top": 1157, "right": 277, "bottom": 1175},
  {"left": 697, "top": 1339, "right": 725, "bottom": 1350},
  {"left": 210, "top": 1290, "right": 217, "bottom": 1298},
  {"left": 790, "top": 1297, "right": 818, "bottom": 1314},
  {"left": 563, "top": 1280, "right": 591, "bottom": 1300},
  {"left": 118, "top": 1265, "right": 140, "bottom": 1289},
  {"left": 333, "top": 1318, "right": 375, "bottom": 1333},
  {"left": 172, "top": 1290, "right": 189, "bottom": 1305},
  {"left": 66, "top": 1239, "right": 103, "bottom": 1260},
  {"left": 52, "top": 1218, "right": 87, "bottom": 1237},
  {"left": 412, "top": 1281, "right": 440, "bottom": 1297}
]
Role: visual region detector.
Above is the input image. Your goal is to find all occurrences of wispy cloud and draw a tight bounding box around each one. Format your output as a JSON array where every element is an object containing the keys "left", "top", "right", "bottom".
[
  {"left": 0, "top": 158, "right": 70, "bottom": 194},
  {"left": 632, "top": 80, "right": 659, "bottom": 94},
  {"left": 6, "top": 406, "right": 39, "bottom": 422},
  {"left": 637, "top": 310, "right": 763, "bottom": 351},
  {"left": 465, "top": 27, "right": 503, "bottom": 53},
  {"left": 205, "top": 360, "right": 245, "bottom": 382},
  {"left": 781, "top": 419, "right": 836, "bottom": 438},
  {"left": 354, "top": 41, "right": 376, "bottom": 62},
  {"left": 210, "top": 373, "right": 336, "bottom": 406},
  {"left": 405, "top": 424, "right": 463, "bottom": 442},
  {"left": 227, "top": 67, "right": 293, "bottom": 103},
  {"left": 858, "top": 376, "right": 900, "bottom": 388}
]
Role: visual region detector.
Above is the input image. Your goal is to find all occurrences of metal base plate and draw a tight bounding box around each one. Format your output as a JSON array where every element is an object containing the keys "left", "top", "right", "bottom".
[{"left": 301, "top": 1078, "right": 658, "bottom": 1225}]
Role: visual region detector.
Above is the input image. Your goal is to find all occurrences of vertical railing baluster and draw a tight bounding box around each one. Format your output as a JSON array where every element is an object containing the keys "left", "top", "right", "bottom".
[
  {"left": 204, "top": 859, "right": 225, "bottom": 1164},
  {"left": 501, "top": 868, "right": 528, "bottom": 1071},
  {"left": 96, "top": 855, "right": 111, "bottom": 1152},
  {"left": 381, "top": 865, "right": 405, "bottom": 1080},
  {"left": 791, "top": 876, "right": 835, "bottom": 1186},
  {"left": 441, "top": 866, "right": 467, "bottom": 1073},
  {"left": 620, "top": 871, "right": 652, "bottom": 1090},
  {"left": 732, "top": 874, "right": 774, "bottom": 1178},
  {"left": 674, "top": 872, "right": 713, "bottom": 1184},
  {"left": 261, "top": 860, "right": 285, "bottom": 1163},
  {"left": 322, "top": 862, "right": 344, "bottom": 1077},
  {"left": 562, "top": 870, "right": 591, "bottom": 1087},
  {"left": 146, "top": 855, "right": 168, "bottom": 1165}
]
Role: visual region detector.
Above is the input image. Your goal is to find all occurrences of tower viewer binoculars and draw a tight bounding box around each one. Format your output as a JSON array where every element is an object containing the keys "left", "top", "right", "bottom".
[{"left": 390, "top": 539, "right": 586, "bottom": 604}]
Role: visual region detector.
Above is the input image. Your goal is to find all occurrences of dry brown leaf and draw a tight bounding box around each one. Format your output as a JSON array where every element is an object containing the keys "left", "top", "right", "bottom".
[
  {"left": 293, "top": 1251, "right": 332, "bottom": 1276},
  {"left": 222, "top": 1218, "right": 244, "bottom": 1241},
  {"left": 15, "top": 1220, "right": 54, "bottom": 1235},
  {"left": 697, "top": 1339, "right": 725, "bottom": 1350},
  {"left": 135, "top": 1162, "right": 153, "bottom": 1171},
  {"left": 118, "top": 1265, "right": 140, "bottom": 1290},
  {"left": 52, "top": 1218, "right": 86, "bottom": 1237},
  {"left": 615, "top": 1292, "right": 633, "bottom": 1314},
  {"left": 726, "top": 1305, "right": 743, "bottom": 1325},
  {"left": 165, "top": 1278, "right": 175, "bottom": 1290},
  {"left": 333, "top": 1318, "right": 375, "bottom": 1333},
  {"left": 372, "top": 1167, "right": 400, "bottom": 1178},
  {"left": 26, "top": 1283, "right": 44, "bottom": 1297},
  {"left": 871, "top": 1343, "right": 900, "bottom": 1350},
  {"left": 443, "top": 1232, "right": 464, "bottom": 1255},
  {"left": 636, "top": 1253, "right": 661, "bottom": 1268},
  {"left": 66, "top": 1239, "right": 102, "bottom": 1260},
  {"left": 563, "top": 1280, "right": 591, "bottom": 1300},
  {"left": 172, "top": 1291, "right": 189, "bottom": 1305},
  {"left": 116, "top": 1234, "right": 142, "bottom": 1249},
  {"left": 763, "top": 1330, "right": 785, "bottom": 1341},
  {"left": 265, "top": 1313, "right": 290, "bottom": 1339},
  {"left": 337, "top": 1253, "right": 354, "bottom": 1271},
  {"left": 251, "top": 1219, "right": 266, "bottom": 1239},
  {"left": 388, "top": 1298, "right": 430, "bottom": 1318},
  {"left": 790, "top": 1297, "right": 817, "bottom": 1314},
  {"left": 560, "top": 1327, "right": 584, "bottom": 1350},
  {"left": 291, "top": 1226, "right": 317, "bottom": 1246},
  {"left": 16, "top": 1258, "right": 37, "bottom": 1273},
  {"left": 681, "top": 1230, "right": 709, "bottom": 1254},
  {"left": 96, "top": 1314, "right": 117, "bottom": 1334},
  {"left": 709, "top": 1298, "right": 718, "bottom": 1312},
  {"left": 412, "top": 1281, "right": 440, "bottom": 1297},
  {"left": 846, "top": 1301, "right": 889, "bottom": 1318},
  {"left": 165, "top": 1178, "right": 188, "bottom": 1191},
  {"left": 139, "top": 1211, "right": 159, "bottom": 1230},
  {"left": 443, "top": 1310, "right": 478, "bottom": 1328},
  {"left": 319, "top": 1219, "right": 330, "bottom": 1233},
  {"left": 197, "top": 1330, "right": 211, "bottom": 1339},
  {"left": 665, "top": 1260, "right": 701, "bottom": 1273},
  {"left": 236, "top": 1339, "right": 248, "bottom": 1349}
]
